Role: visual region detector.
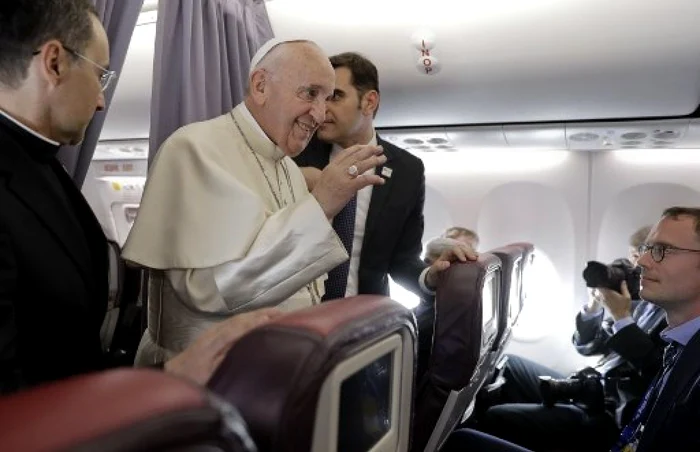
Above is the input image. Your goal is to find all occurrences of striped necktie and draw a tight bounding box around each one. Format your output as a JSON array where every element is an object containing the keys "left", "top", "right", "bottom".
[{"left": 323, "top": 194, "right": 357, "bottom": 301}]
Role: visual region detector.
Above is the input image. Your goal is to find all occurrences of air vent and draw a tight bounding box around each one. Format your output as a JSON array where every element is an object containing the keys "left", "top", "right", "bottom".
[
  {"left": 621, "top": 132, "right": 647, "bottom": 140},
  {"left": 621, "top": 145, "right": 640, "bottom": 149},
  {"left": 435, "top": 144, "right": 454, "bottom": 149},
  {"left": 404, "top": 138, "right": 424, "bottom": 145},
  {"left": 427, "top": 137, "right": 449, "bottom": 144},
  {"left": 653, "top": 141, "right": 674, "bottom": 146},
  {"left": 621, "top": 140, "right": 643, "bottom": 146},
  {"left": 413, "top": 145, "right": 431, "bottom": 150},
  {"left": 569, "top": 132, "right": 599, "bottom": 142},
  {"left": 653, "top": 130, "right": 681, "bottom": 140}
]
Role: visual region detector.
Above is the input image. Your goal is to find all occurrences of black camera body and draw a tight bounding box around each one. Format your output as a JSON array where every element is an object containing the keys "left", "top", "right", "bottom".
[
  {"left": 539, "top": 368, "right": 606, "bottom": 412},
  {"left": 582, "top": 258, "right": 641, "bottom": 300}
]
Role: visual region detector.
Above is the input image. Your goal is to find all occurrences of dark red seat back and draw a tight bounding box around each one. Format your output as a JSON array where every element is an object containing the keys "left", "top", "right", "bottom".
[
  {"left": 412, "top": 254, "right": 502, "bottom": 451},
  {"left": 0, "top": 369, "right": 256, "bottom": 452},
  {"left": 208, "top": 296, "right": 417, "bottom": 452}
]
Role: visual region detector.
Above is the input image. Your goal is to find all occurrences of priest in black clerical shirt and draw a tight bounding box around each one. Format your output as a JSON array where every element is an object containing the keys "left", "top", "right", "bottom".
[{"left": 0, "top": 107, "right": 110, "bottom": 393}]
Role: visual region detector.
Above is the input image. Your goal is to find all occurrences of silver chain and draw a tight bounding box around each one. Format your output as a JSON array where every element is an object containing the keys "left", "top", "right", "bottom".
[{"left": 231, "top": 112, "right": 296, "bottom": 209}]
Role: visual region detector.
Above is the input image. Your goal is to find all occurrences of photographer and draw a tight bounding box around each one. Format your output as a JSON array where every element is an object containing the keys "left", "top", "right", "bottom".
[{"left": 475, "top": 226, "right": 667, "bottom": 452}]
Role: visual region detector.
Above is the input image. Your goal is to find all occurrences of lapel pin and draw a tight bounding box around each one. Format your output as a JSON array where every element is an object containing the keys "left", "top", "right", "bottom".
[{"left": 381, "top": 167, "right": 393, "bottom": 178}]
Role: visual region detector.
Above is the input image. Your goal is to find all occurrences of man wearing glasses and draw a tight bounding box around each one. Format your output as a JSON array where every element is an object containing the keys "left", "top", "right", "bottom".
[
  {"left": 475, "top": 225, "right": 667, "bottom": 452},
  {"left": 607, "top": 206, "right": 700, "bottom": 452},
  {"left": 0, "top": 0, "right": 281, "bottom": 395}
]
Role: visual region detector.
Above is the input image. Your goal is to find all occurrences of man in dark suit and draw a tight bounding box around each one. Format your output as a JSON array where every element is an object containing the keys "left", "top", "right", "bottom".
[
  {"left": 294, "top": 52, "right": 474, "bottom": 302},
  {"left": 0, "top": 0, "right": 279, "bottom": 394},
  {"left": 293, "top": 52, "right": 475, "bottom": 379},
  {"left": 477, "top": 226, "right": 666, "bottom": 451}
]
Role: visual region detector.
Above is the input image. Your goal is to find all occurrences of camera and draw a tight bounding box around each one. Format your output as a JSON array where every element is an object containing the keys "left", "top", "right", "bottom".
[
  {"left": 582, "top": 258, "right": 641, "bottom": 299},
  {"left": 539, "top": 368, "right": 605, "bottom": 412}
]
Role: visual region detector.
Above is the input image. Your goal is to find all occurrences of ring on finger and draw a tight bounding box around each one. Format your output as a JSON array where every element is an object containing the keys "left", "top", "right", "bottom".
[{"left": 347, "top": 164, "right": 359, "bottom": 177}]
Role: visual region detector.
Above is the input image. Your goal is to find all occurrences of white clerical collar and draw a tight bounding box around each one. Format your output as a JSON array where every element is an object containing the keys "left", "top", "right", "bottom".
[
  {"left": 330, "top": 131, "right": 377, "bottom": 160},
  {"left": 0, "top": 109, "right": 60, "bottom": 146},
  {"left": 238, "top": 103, "right": 285, "bottom": 161}
]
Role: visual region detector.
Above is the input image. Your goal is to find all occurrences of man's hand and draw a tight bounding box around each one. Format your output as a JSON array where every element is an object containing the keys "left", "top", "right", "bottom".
[
  {"left": 425, "top": 243, "right": 479, "bottom": 289},
  {"left": 584, "top": 288, "right": 603, "bottom": 313},
  {"left": 164, "top": 308, "right": 282, "bottom": 385},
  {"left": 300, "top": 167, "right": 322, "bottom": 191},
  {"left": 597, "top": 281, "right": 633, "bottom": 321},
  {"left": 311, "top": 144, "right": 386, "bottom": 219}
]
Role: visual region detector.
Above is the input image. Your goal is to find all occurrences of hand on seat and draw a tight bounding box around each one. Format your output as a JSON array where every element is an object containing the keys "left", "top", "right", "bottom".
[
  {"left": 164, "top": 308, "right": 283, "bottom": 385},
  {"left": 425, "top": 243, "right": 479, "bottom": 289}
]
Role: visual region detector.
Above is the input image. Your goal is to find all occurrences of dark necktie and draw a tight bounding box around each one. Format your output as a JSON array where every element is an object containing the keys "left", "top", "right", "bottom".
[
  {"left": 322, "top": 195, "right": 357, "bottom": 301},
  {"left": 611, "top": 341, "right": 682, "bottom": 451}
]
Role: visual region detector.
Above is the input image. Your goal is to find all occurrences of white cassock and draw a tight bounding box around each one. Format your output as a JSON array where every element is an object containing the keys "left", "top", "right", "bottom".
[{"left": 122, "top": 103, "right": 348, "bottom": 365}]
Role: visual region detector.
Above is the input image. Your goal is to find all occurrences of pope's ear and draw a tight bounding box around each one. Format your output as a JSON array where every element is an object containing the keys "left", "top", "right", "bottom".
[{"left": 249, "top": 68, "right": 269, "bottom": 104}]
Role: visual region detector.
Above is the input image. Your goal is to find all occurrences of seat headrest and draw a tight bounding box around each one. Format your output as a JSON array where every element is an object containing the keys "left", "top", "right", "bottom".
[
  {"left": 510, "top": 242, "right": 535, "bottom": 259},
  {"left": 0, "top": 369, "right": 255, "bottom": 452},
  {"left": 208, "top": 295, "right": 416, "bottom": 452},
  {"left": 431, "top": 254, "right": 502, "bottom": 389}
]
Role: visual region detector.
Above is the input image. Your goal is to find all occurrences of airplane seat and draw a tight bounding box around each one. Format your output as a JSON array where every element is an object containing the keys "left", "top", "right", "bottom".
[
  {"left": 102, "top": 241, "right": 145, "bottom": 367},
  {"left": 0, "top": 369, "right": 256, "bottom": 452},
  {"left": 509, "top": 242, "right": 535, "bottom": 311},
  {"left": 412, "top": 255, "right": 502, "bottom": 452},
  {"left": 476, "top": 244, "right": 527, "bottom": 407},
  {"left": 207, "top": 295, "right": 417, "bottom": 452}
]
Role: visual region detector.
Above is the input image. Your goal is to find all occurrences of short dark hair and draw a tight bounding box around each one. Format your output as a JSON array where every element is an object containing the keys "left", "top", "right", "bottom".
[
  {"left": 0, "top": 0, "right": 97, "bottom": 88},
  {"left": 444, "top": 226, "right": 480, "bottom": 248},
  {"left": 629, "top": 225, "right": 652, "bottom": 249},
  {"left": 662, "top": 207, "right": 700, "bottom": 241},
  {"left": 329, "top": 52, "right": 380, "bottom": 117}
]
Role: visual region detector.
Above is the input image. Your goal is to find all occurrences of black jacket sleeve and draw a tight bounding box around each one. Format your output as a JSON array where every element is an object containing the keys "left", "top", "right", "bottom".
[
  {"left": 606, "top": 323, "right": 664, "bottom": 376},
  {"left": 387, "top": 160, "right": 428, "bottom": 299}
]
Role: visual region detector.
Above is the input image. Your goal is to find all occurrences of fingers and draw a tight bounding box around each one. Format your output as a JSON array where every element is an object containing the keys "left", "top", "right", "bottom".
[
  {"left": 335, "top": 144, "right": 384, "bottom": 166},
  {"left": 214, "top": 308, "right": 282, "bottom": 344},
  {"left": 353, "top": 153, "right": 388, "bottom": 176},
  {"left": 437, "top": 245, "right": 478, "bottom": 263},
  {"left": 462, "top": 245, "right": 479, "bottom": 261},
  {"left": 620, "top": 280, "right": 630, "bottom": 298},
  {"left": 353, "top": 174, "right": 386, "bottom": 189},
  {"left": 596, "top": 287, "right": 616, "bottom": 302}
]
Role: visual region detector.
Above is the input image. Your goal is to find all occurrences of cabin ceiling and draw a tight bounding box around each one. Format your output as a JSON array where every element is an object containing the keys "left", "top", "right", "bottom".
[{"left": 267, "top": 0, "right": 700, "bottom": 128}]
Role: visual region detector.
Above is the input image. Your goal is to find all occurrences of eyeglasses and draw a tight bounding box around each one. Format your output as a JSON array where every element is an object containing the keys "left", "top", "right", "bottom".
[
  {"left": 32, "top": 44, "right": 116, "bottom": 92},
  {"left": 637, "top": 243, "right": 700, "bottom": 263}
]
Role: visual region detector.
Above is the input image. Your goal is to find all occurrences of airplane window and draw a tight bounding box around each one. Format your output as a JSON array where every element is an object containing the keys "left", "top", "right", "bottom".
[
  {"left": 511, "top": 248, "right": 566, "bottom": 341},
  {"left": 389, "top": 277, "right": 420, "bottom": 309},
  {"left": 338, "top": 353, "right": 393, "bottom": 452}
]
